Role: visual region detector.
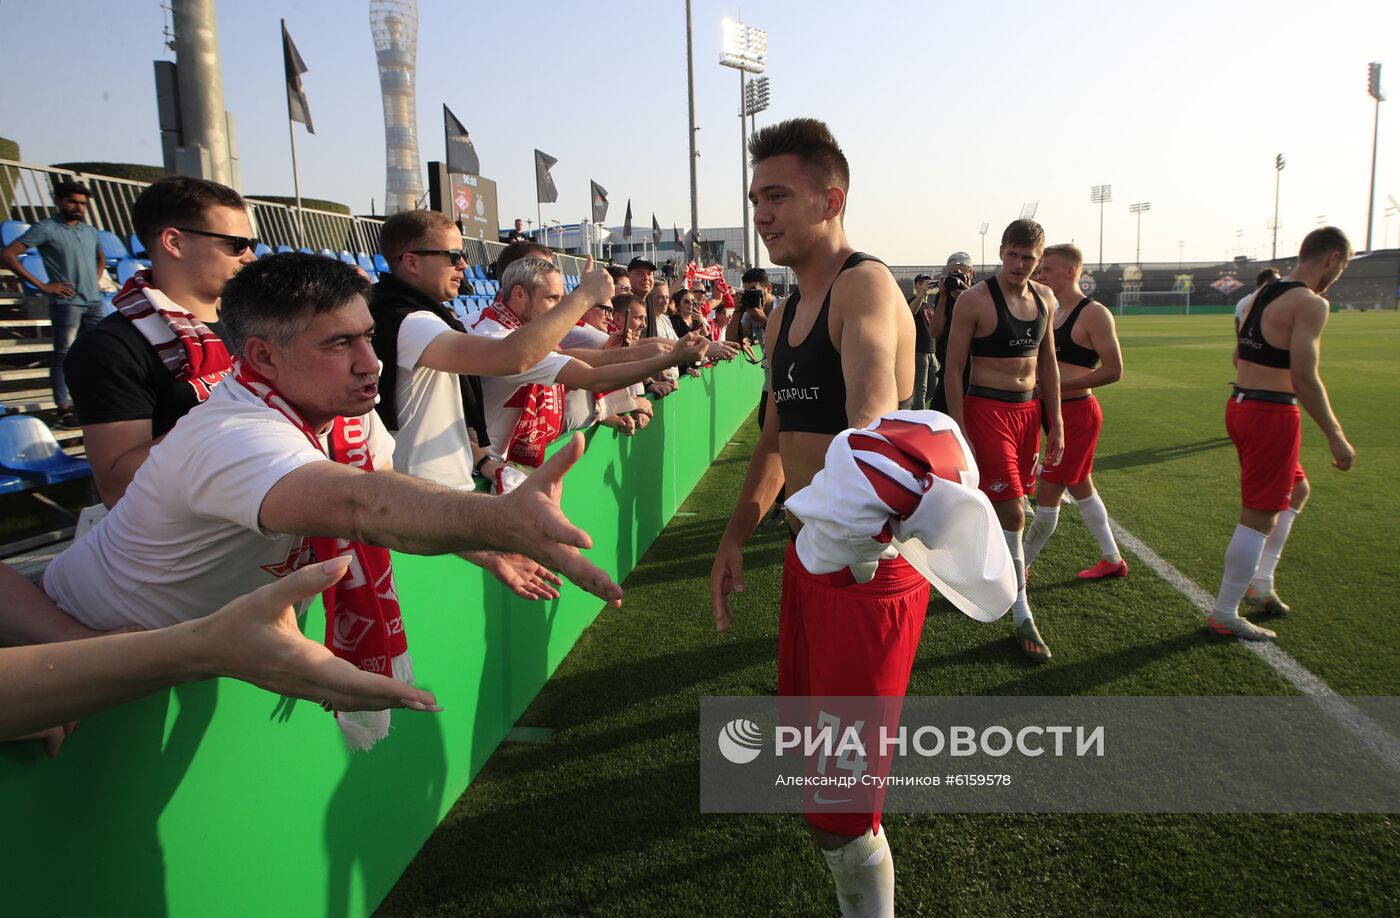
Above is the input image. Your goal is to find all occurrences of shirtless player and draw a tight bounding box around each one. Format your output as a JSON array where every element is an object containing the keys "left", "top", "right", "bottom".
[
  {"left": 709, "top": 118, "right": 919, "bottom": 918},
  {"left": 1023, "top": 243, "right": 1128, "bottom": 579},
  {"left": 1207, "top": 226, "right": 1355, "bottom": 640},
  {"left": 944, "top": 220, "right": 1063, "bottom": 663}
]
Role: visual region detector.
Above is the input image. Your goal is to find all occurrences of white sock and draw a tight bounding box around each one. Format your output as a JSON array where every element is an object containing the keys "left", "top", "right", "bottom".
[
  {"left": 1076, "top": 492, "right": 1122, "bottom": 564},
  {"left": 821, "top": 825, "right": 895, "bottom": 918},
  {"left": 1212, "top": 525, "right": 1267, "bottom": 619},
  {"left": 1003, "top": 530, "right": 1032, "bottom": 625},
  {"left": 1250, "top": 508, "right": 1297, "bottom": 595},
  {"left": 1022, "top": 505, "right": 1060, "bottom": 566}
]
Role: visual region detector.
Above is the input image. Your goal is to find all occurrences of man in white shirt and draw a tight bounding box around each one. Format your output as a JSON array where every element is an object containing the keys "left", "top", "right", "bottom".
[
  {"left": 43, "top": 253, "right": 622, "bottom": 631},
  {"left": 469, "top": 258, "right": 707, "bottom": 488}
]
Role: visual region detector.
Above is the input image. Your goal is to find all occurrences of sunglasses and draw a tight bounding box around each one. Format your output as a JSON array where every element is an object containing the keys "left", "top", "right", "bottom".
[
  {"left": 176, "top": 226, "right": 260, "bottom": 255},
  {"left": 408, "top": 249, "right": 468, "bottom": 266}
]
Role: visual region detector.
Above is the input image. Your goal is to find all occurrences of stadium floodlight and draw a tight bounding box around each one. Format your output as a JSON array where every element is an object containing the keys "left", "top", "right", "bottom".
[
  {"left": 1019, "top": 201, "right": 1039, "bottom": 220},
  {"left": 1090, "top": 185, "right": 1112, "bottom": 269},
  {"left": 979, "top": 221, "right": 989, "bottom": 268},
  {"left": 720, "top": 18, "right": 768, "bottom": 268},
  {"left": 1129, "top": 202, "right": 1151, "bottom": 266},
  {"left": 743, "top": 76, "right": 771, "bottom": 267},
  {"left": 1272, "top": 154, "right": 1286, "bottom": 260},
  {"left": 1366, "top": 63, "right": 1385, "bottom": 251}
]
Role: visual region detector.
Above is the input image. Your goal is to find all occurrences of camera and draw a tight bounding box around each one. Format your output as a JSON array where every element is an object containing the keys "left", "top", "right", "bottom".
[
  {"left": 740, "top": 288, "right": 765, "bottom": 312},
  {"left": 942, "top": 271, "right": 970, "bottom": 295}
]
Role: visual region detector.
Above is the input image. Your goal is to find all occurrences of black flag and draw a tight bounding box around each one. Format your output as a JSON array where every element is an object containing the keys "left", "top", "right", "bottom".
[
  {"left": 590, "top": 181, "right": 609, "bottom": 224},
  {"left": 674, "top": 224, "right": 683, "bottom": 247},
  {"left": 443, "top": 105, "right": 479, "bottom": 176},
  {"left": 623, "top": 199, "right": 633, "bottom": 240},
  {"left": 534, "top": 149, "right": 558, "bottom": 204},
  {"left": 652, "top": 214, "right": 661, "bottom": 245},
  {"left": 281, "top": 20, "right": 313, "bottom": 133}
]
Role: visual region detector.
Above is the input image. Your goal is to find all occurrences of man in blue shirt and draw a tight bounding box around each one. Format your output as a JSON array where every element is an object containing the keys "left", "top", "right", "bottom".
[{"left": 0, "top": 181, "right": 105, "bottom": 426}]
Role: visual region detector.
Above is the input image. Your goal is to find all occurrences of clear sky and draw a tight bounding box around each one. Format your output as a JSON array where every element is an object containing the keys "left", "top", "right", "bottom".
[{"left": 2, "top": 0, "right": 1396, "bottom": 265}]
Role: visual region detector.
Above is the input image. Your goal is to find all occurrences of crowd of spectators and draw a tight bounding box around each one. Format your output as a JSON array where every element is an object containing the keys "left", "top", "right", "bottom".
[{"left": 1, "top": 176, "right": 746, "bottom": 755}]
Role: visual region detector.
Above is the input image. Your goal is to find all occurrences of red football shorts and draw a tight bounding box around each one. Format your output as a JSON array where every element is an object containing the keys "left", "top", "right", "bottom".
[
  {"left": 1041, "top": 395, "right": 1102, "bottom": 486},
  {"left": 963, "top": 395, "right": 1041, "bottom": 501},
  {"left": 778, "top": 542, "right": 931, "bottom": 837},
  {"left": 1226, "top": 397, "right": 1305, "bottom": 511}
]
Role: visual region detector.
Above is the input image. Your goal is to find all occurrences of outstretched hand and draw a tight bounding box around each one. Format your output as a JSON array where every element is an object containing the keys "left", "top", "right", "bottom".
[
  {"left": 496, "top": 434, "right": 624, "bottom": 607},
  {"left": 190, "top": 558, "right": 443, "bottom": 712}
]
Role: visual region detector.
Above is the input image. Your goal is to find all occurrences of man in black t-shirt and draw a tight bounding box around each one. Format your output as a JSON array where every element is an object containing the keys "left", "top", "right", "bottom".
[
  {"left": 65, "top": 177, "right": 256, "bottom": 506},
  {"left": 903, "top": 273, "right": 936, "bottom": 409}
]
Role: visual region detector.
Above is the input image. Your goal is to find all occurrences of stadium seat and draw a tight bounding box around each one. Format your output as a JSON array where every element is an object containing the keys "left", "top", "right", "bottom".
[
  {"left": 337, "top": 250, "right": 355, "bottom": 265},
  {"left": 1, "top": 220, "right": 30, "bottom": 248},
  {"left": 276, "top": 244, "right": 294, "bottom": 254},
  {"left": 0, "top": 473, "right": 30, "bottom": 496},
  {"left": 471, "top": 264, "right": 487, "bottom": 281},
  {"left": 254, "top": 242, "right": 272, "bottom": 258},
  {"left": 373, "top": 253, "right": 391, "bottom": 274},
  {"left": 116, "top": 258, "right": 143, "bottom": 284},
  {"left": 97, "top": 230, "right": 131, "bottom": 267},
  {"left": 17, "top": 253, "right": 48, "bottom": 293},
  {"left": 127, "top": 233, "right": 147, "bottom": 257},
  {"left": 356, "top": 253, "right": 375, "bottom": 274},
  {"left": 0, "top": 415, "right": 93, "bottom": 485},
  {"left": 298, "top": 247, "right": 314, "bottom": 255},
  {"left": 318, "top": 248, "right": 335, "bottom": 259}
]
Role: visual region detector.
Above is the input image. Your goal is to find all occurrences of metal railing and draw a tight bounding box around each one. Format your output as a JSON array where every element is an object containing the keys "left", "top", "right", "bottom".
[{"left": 1, "top": 158, "right": 389, "bottom": 258}]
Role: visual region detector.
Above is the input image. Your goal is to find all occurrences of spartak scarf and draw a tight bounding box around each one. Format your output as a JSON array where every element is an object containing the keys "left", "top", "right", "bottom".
[
  {"left": 231, "top": 359, "right": 410, "bottom": 750},
  {"left": 114, "top": 268, "right": 231, "bottom": 401},
  {"left": 479, "top": 301, "right": 564, "bottom": 468}
]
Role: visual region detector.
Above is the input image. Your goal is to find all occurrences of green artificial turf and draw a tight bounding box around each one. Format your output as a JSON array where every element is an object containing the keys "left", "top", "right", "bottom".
[{"left": 378, "top": 311, "right": 1400, "bottom": 916}]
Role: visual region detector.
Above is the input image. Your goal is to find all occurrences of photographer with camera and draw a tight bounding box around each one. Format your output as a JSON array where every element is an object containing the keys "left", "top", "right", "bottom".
[
  {"left": 929, "top": 251, "right": 975, "bottom": 413},
  {"left": 903, "top": 273, "right": 938, "bottom": 409}
]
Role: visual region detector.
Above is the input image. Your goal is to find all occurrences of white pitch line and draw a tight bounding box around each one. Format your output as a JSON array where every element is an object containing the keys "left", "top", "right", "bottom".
[{"left": 1102, "top": 511, "right": 1400, "bottom": 773}]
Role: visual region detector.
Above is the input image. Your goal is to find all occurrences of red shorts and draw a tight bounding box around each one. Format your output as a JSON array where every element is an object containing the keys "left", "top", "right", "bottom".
[
  {"left": 1041, "top": 395, "right": 1102, "bottom": 486},
  {"left": 1226, "top": 397, "right": 1305, "bottom": 511},
  {"left": 779, "top": 543, "right": 931, "bottom": 837},
  {"left": 963, "top": 395, "right": 1041, "bottom": 501}
]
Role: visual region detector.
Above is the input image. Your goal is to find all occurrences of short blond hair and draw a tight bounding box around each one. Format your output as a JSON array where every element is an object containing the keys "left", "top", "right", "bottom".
[{"left": 1042, "top": 243, "right": 1084, "bottom": 270}]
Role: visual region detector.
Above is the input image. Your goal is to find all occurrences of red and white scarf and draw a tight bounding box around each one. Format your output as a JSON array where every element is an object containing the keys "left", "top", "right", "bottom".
[
  {"left": 232, "top": 359, "right": 410, "bottom": 750},
  {"left": 115, "top": 269, "right": 231, "bottom": 401},
  {"left": 479, "top": 301, "right": 564, "bottom": 468}
]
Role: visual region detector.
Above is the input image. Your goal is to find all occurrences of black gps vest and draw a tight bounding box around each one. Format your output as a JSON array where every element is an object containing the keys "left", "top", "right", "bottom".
[
  {"left": 970, "top": 276, "right": 1047, "bottom": 358},
  {"left": 770, "top": 252, "right": 887, "bottom": 435},
  {"left": 1054, "top": 298, "right": 1100, "bottom": 369},
  {"left": 1237, "top": 280, "right": 1304, "bottom": 369}
]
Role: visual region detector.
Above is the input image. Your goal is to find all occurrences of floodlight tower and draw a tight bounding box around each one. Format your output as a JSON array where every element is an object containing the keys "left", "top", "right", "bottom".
[
  {"left": 744, "top": 76, "right": 771, "bottom": 266},
  {"left": 370, "top": 1, "right": 424, "bottom": 215},
  {"left": 1090, "top": 184, "right": 1112, "bottom": 270},
  {"left": 1365, "top": 63, "right": 1385, "bottom": 252},
  {"left": 978, "top": 221, "right": 989, "bottom": 268},
  {"left": 720, "top": 18, "right": 767, "bottom": 268},
  {"left": 1129, "top": 202, "right": 1151, "bottom": 265},
  {"left": 1271, "top": 154, "right": 1285, "bottom": 260}
]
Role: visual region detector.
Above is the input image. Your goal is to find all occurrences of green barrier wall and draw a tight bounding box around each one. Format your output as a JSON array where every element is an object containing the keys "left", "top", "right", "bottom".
[{"left": 0, "top": 359, "right": 763, "bottom": 918}]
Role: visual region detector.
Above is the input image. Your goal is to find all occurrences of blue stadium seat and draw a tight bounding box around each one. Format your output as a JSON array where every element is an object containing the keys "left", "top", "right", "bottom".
[
  {"left": 17, "top": 253, "right": 48, "bottom": 293},
  {"left": 298, "top": 247, "right": 314, "bottom": 255},
  {"left": 97, "top": 230, "right": 131, "bottom": 267},
  {"left": 0, "top": 473, "right": 30, "bottom": 496},
  {"left": 355, "top": 253, "right": 375, "bottom": 273},
  {"left": 374, "top": 253, "right": 391, "bottom": 274},
  {"left": 318, "top": 248, "right": 335, "bottom": 259},
  {"left": 254, "top": 242, "right": 272, "bottom": 258},
  {"left": 337, "top": 250, "right": 355, "bottom": 265},
  {"left": 276, "top": 244, "right": 295, "bottom": 254},
  {"left": 471, "top": 264, "right": 486, "bottom": 281},
  {"left": 2, "top": 220, "right": 30, "bottom": 248},
  {"left": 0, "top": 415, "right": 92, "bottom": 485},
  {"left": 127, "top": 233, "right": 147, "bottom": 257},
  {"left": 116, "top": 258, "right": 143, "bottom": 284}
]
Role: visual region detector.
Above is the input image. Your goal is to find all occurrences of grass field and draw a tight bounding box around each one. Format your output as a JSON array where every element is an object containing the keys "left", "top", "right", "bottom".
[{"left": 379, "top": 311, "right": 1400, "bottom": 916}]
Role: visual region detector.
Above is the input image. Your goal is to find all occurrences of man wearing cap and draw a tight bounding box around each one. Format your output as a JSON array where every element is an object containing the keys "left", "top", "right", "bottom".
[
  {"left": 904, "top": 273, "right": 937, "bottom": 409},
  {"left": 929, "top": 251, "right": 975, "bottom": 413},
  {"left": 627, "top": 256, "right": 656, "bottom": 301}
]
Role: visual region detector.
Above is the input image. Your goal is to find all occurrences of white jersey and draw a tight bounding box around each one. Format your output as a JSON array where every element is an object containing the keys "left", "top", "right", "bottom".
[
  {"left": 466, "top": 310, "right": 573, "bottom": 457},
  {"left": 391, "top": 311, "right": 473, "bottom": 490},
  {"left": 42, "top": 379, "right": 395, "bottom": 630}
]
